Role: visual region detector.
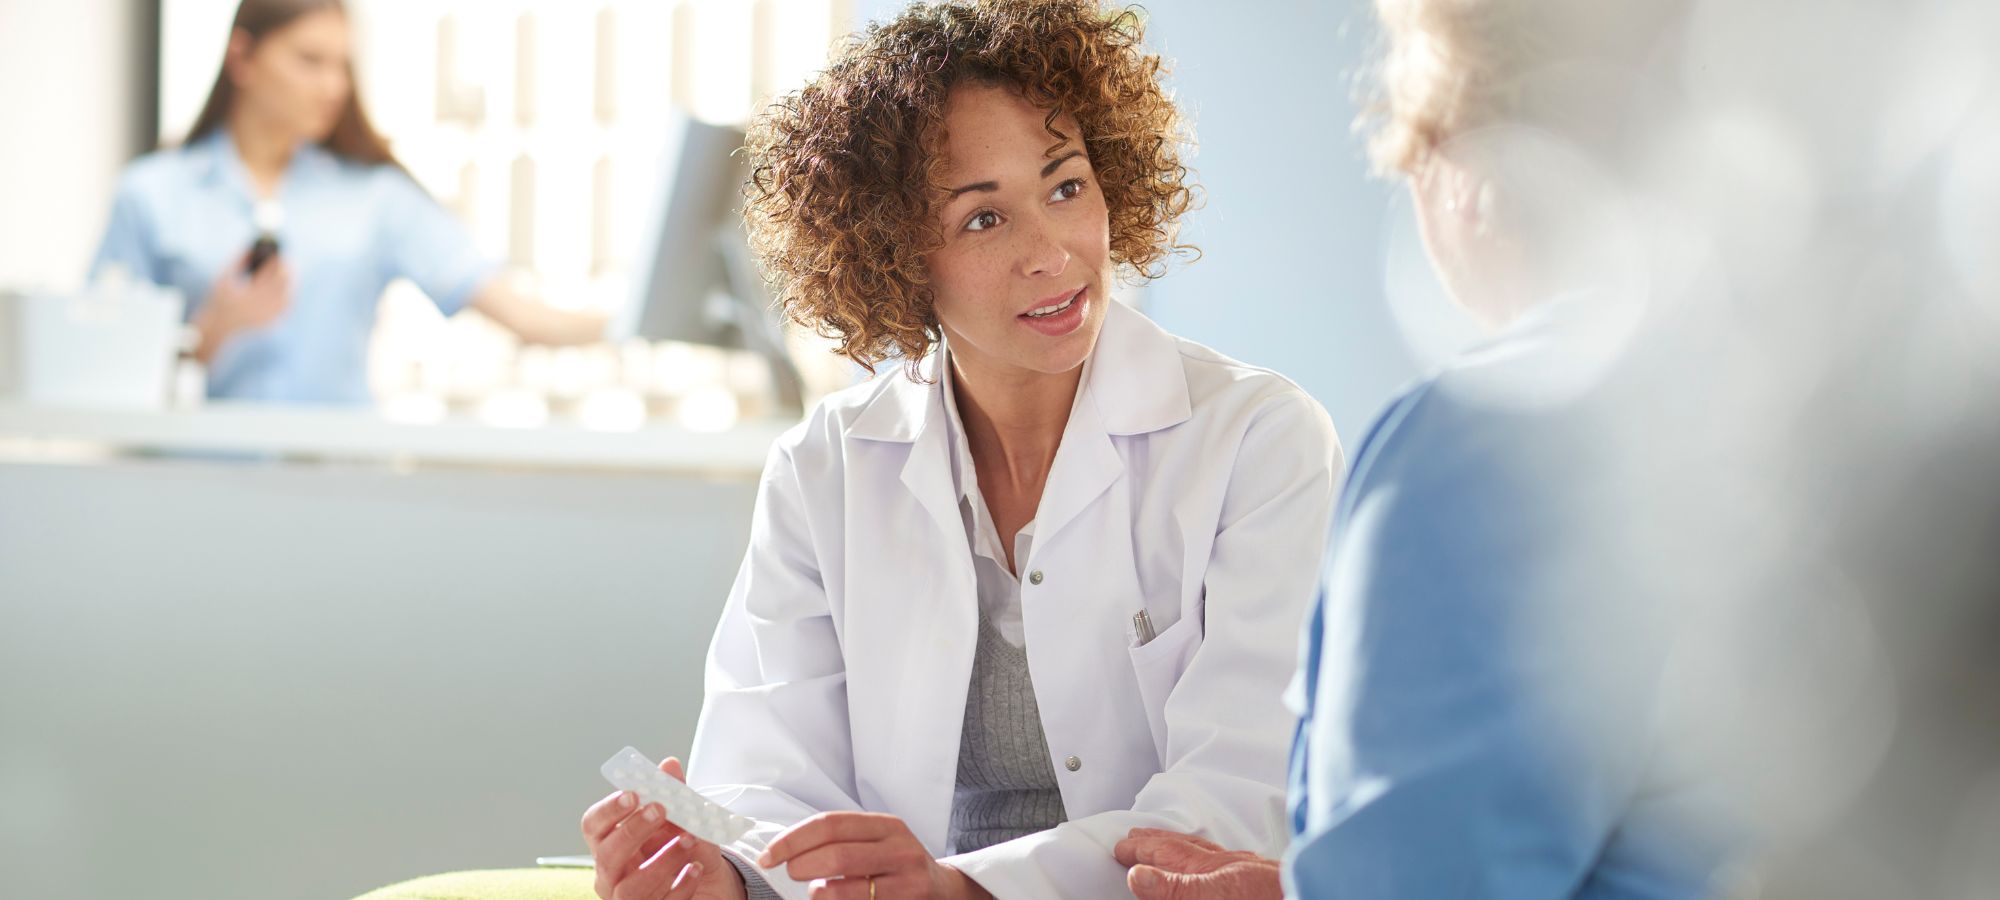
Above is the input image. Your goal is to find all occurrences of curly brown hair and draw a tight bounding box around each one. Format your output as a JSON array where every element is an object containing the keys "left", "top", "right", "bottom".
[{"left": 744, "top": 0, "right": 1198, "bottom": 374}]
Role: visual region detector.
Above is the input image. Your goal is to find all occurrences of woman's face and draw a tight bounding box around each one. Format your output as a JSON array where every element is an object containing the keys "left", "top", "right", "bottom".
[
  {"left": 228, "top": 9, "right": 353, "bottom": 143},
  {"left": 925, "top": 83, "right": 1113, "bottom": 382}
]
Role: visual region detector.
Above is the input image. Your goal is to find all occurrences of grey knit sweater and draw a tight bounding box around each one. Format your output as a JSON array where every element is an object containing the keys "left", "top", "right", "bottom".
[{"left": 948, "top": 614, "right": 1068, "bottom": 853}]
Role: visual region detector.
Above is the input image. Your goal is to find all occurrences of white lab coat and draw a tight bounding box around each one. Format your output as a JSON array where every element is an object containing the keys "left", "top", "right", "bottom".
[{"left": 687, "top": 301, "right": 1342, "bottom": 899}]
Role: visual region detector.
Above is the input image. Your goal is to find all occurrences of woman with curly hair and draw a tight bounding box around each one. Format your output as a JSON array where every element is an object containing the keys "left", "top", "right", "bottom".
[{"left": 579, "top": 3, "right": 1341, "bottom": 898}]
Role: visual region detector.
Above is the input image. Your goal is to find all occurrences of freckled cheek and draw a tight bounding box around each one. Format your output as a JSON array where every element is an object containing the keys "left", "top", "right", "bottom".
[
  {"left": 1069, "top": 198, "right": 1114, "bottom": 265},
  {"left": 927, "top": 249, "right": 1015, "bottom": 327}
]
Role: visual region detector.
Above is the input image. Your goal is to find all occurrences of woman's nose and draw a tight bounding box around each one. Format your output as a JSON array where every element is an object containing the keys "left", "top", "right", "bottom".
[{"left": 1020, "top": 221, "right": 1071, "bottom": 278}]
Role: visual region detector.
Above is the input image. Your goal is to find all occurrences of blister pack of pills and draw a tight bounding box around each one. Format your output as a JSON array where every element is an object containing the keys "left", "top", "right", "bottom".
[{"left": 600, "top": 746, "right": 754, "bottom": 846}]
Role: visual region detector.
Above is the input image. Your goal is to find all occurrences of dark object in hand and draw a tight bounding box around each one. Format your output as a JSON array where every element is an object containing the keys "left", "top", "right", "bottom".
[{"left": 246, "top": 235, "right": 280, "bottom": 275}]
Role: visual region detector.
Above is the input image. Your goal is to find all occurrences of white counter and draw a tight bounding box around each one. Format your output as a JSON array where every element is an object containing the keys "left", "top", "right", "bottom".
[
  {"left": 0, "top": 428, "right": 768, "bottom": 899},
  {"left": 0, "top": 401, "right": 795, "bottom": 474}
]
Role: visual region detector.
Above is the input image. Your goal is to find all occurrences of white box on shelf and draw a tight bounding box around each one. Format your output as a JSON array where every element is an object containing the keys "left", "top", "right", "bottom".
[{"left": 18, "top": 269, "right": 186, "bottom": 410}]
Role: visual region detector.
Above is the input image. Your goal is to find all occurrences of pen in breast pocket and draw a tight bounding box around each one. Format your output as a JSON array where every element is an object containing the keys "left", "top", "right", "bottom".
[{"left": 1133, "top": 610, "right": 1157, "bottom": 646}]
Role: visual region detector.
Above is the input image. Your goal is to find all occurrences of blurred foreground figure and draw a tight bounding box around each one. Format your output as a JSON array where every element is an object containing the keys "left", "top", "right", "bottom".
[{"left": 1117, "top": 0, "right": 2000, "bottom": 897}]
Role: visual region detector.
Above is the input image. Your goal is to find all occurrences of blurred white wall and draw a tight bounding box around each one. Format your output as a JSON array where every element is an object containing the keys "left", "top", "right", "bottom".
[
  {"left": 0, "top": 0, "right": 153, "bottom": 292},
  {"left": 156, "top": 0, "right": 233, "bottom": 145},
  {"left": 1138, "top": 0, "right": 1426, "bottom": 445}
]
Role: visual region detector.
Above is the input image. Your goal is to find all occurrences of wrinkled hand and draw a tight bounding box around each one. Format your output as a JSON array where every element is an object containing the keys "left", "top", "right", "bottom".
[
  {"left": 758, "top": 811, "right": 991, "bottom": 900},
  {"left": 1113, "top": 828, "right": 1282, "bottom": 900},
  {"left": 581, "top": 756, "right": 747, "bottom": 900}
]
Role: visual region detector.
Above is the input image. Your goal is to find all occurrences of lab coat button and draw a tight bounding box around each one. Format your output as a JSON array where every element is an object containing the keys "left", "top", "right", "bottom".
[
  {"left": 1029, "top": 570, "right": 1045, "bottom": 585},
  {"left": 1064, "top": 755, "right": 1081, "bottom": 772}
]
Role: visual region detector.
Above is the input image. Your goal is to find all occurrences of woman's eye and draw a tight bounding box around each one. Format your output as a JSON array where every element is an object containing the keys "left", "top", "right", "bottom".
[
  {"left": 965, "top": 210, "right": 1002, "bottom": 232},
  {"left": 1050, "top": 178, "right": 1087, "bottom": 202}
]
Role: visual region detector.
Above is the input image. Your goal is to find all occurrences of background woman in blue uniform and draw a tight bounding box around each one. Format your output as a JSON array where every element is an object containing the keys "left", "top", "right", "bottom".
[{"left": 91, "top": 0, "right": 607, "bottom": 405}]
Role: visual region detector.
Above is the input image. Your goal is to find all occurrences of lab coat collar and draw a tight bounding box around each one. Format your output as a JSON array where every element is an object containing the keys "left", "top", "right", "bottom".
[
  {"left": 845, "top": 299, "right": 1192, "bottom": 444},
  {"left": 1085, "top": 298, "right": 1194, "bottom": 435}
]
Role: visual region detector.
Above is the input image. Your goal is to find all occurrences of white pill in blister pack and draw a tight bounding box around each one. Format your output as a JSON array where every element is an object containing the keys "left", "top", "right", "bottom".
[{"left": 600, "top": 746, "right": 754, "bottom": 847}]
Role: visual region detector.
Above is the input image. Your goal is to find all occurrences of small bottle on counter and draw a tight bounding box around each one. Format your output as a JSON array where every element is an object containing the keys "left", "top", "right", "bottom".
[{"left": 247, "top": 201, "right": 283, "bottom": 274}]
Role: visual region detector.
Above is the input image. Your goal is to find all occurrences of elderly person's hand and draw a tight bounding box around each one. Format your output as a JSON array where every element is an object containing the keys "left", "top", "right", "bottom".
[{"left": 1113, "top": 829, "right": 1283, "bottom": 900}]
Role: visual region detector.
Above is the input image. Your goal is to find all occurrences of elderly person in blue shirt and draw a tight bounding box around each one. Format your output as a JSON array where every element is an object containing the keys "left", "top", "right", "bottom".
[
  {"left": 1108, "top": 0, "right": 1786, "bottom": 896},
  {"left": 93, "top": 0, "right": 603, "bottom": 405}
]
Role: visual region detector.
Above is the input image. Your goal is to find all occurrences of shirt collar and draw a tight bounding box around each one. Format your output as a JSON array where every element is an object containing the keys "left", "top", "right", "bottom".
[{"left": 190, "top": 128, "right": 342, "bottom": 194}]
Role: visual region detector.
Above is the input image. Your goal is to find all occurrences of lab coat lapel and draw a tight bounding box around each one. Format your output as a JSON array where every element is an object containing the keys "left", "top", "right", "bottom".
[
  {"left": 843, "top": 361, "right": 978, "bottom": 854},
  {"left": 1029, "top": 380, "right": 1123, "bottom": 549},
  {"left": 1030, "top": 300, "right": 1192, "bottom": 546}
]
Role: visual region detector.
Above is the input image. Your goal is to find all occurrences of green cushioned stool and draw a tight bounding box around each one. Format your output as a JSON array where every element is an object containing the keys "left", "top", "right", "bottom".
[{"left": 355, "top": 868, "right": 597, "bottom": 900}]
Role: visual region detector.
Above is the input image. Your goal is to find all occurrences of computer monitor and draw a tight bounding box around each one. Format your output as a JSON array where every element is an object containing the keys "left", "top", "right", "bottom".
[{"left": 614, "top": 111, "right": 803, "bottom": 414}]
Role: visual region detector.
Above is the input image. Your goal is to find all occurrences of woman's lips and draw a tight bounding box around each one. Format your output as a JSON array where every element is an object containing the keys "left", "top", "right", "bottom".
[{"left": 1018, "top": 286, "right": 1088, "bottom": 337}]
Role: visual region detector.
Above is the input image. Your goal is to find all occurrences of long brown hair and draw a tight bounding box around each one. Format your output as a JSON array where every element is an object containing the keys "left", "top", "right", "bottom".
[{"left": 184, "top": 0, "right": 398, "bottom": 166}]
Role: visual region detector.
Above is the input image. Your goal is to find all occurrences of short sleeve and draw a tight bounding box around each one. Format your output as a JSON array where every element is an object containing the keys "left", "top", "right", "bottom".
[
  {"left": 90, "top": 172, "right": 164, "bottom": 285},
  {"left": 376, "top": 170, "right": 499, "bottom": 316}
]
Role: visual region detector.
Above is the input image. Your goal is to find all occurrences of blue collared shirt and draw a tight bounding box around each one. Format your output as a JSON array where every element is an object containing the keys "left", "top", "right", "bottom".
[
  {"left": 91, "top": 130, "right": 497, "bottom": 404},
  {"left": 1283, "top": 300, "right": 1739, "bottom": 898}
]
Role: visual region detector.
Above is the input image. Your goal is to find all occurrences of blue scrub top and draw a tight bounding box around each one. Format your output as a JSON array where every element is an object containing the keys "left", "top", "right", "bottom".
[{"left": 91, "top": 129, "right": 498, "bottom": 404}]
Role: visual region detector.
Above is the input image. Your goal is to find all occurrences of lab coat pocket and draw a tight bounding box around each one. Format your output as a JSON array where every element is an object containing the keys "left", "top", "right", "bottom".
[{"left": 1127, "top": 613, "right": 1203, "bottom": 766}]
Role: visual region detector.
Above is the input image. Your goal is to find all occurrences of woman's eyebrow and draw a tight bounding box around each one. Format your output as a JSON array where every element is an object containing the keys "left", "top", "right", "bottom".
[
  {"left": 947, "top": 149, "right": 1087, "bottom": 199},
  {"left": 1041, "top": 150, "right": 1083, "bottom": 177},
  {"left": 949, "top": 179, "right": 999, "bottom": 199}
]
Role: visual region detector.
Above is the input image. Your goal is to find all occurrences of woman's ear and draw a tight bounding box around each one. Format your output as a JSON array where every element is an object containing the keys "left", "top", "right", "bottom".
[
  {"left": 1412, "top": 155, "right": 1471, "bottom": 257},
  {"left": 1411, "top": 149, "right": 1524, "bottom": 327},
  {"left": 222, "top": 28, "right": 256, "bottom": 88},
  {"left": 1419, "top": 153, "right": 1493, "bottom": 234}
]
